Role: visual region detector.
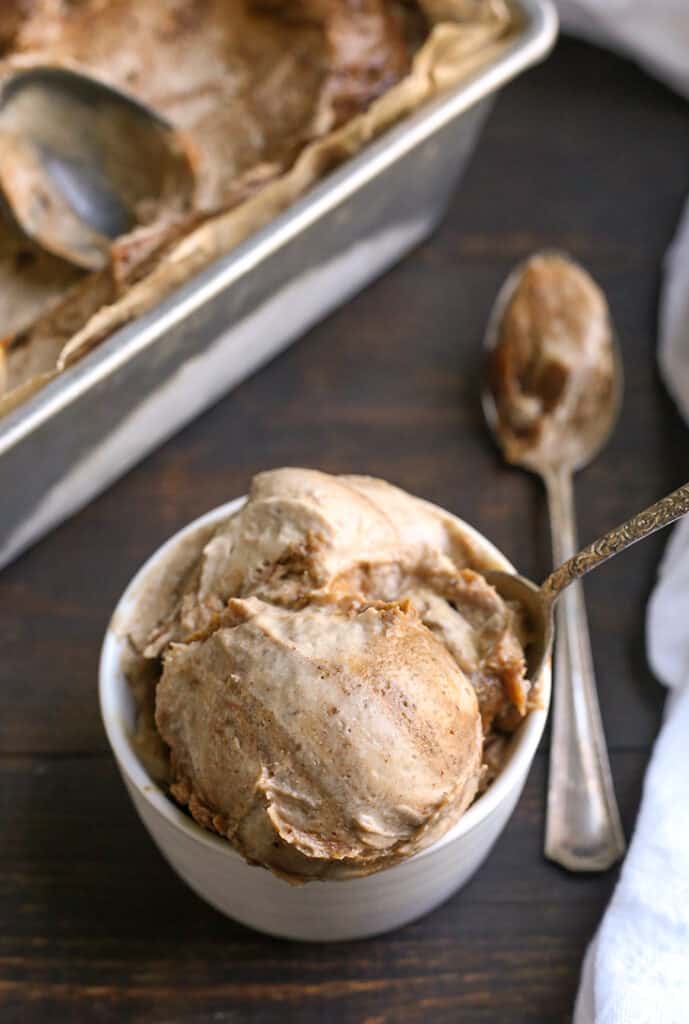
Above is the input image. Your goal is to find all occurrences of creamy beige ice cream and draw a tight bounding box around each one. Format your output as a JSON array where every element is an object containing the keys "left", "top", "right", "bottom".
[
  {"left": 0, "top": 1, "right": 515, "bottom": 418},
  {"left": 489, "top": 253, "right": 616, "bottom": 467},
  {"left": 122, "top": 469, "right": 536, "bottom": 881}
]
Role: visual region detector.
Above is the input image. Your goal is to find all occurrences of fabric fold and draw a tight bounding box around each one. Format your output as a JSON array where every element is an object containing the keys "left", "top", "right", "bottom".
[{"left": 552, "top": 3, "right": 689, "bottom": 1020}]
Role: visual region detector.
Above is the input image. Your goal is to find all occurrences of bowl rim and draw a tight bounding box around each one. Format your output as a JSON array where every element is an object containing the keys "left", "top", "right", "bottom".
[{"left": 99, "top": 493, "right": 550, "bottom": 873}]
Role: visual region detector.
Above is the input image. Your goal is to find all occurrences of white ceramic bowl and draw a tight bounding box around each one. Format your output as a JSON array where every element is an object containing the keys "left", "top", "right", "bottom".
[{"left": 99, "top": 497, "right": 550, "bottom": 942}]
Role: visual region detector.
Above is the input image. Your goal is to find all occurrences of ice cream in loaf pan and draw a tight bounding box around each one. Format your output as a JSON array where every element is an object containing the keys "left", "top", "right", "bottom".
[{"left": 0, "top": 0, "right": 516, "bottom": 415}]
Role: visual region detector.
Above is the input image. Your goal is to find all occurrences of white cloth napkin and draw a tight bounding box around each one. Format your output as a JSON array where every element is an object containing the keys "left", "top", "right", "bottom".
[
  {"left": 574, "top": 515, "right": 689, "bottom": 1024},
  {"left": 550, "top": 2, "right": 689, "bottom": 1021},
  {"left": 556, "top": 0, "right": 689, "bottom": 101}
]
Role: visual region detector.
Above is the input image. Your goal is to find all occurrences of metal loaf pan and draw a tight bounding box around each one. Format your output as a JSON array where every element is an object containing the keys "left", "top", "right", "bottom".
[{"left": 0, "top": 0, "right": 557, "bottom": 570}]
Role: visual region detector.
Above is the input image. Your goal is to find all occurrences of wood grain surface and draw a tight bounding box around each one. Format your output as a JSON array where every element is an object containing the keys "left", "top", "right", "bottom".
[{"left": 2, "top": 37, "right": 689, "bottom": 1024}]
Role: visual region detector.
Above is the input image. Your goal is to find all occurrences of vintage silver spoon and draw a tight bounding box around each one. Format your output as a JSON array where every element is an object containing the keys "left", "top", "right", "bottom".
[
  {"left": 483, "top": 479, "right": 689, "bottom": 850},
  {"left": 0, "top": 66, "right": 195, "bottom": 270},
  {"left": 482, "top": 251, "right": 626, "bottom": 871}
]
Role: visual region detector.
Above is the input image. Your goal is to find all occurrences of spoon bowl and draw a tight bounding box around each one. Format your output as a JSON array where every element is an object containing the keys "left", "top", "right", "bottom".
[
  {"left": 0, "top": 66, "right": 196, "bottom": 269},
  {"left": 481, "top": 249, "right": 624, "bottom": 474}
]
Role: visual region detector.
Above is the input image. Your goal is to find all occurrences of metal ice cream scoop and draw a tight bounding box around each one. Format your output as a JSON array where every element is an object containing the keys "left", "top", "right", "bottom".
[{"left": 0, "top": 66, "right": 195, "bottom": 270}]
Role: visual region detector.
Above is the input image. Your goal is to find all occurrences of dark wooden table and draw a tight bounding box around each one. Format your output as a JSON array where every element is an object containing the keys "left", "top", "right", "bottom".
[{"left": 2, "top": 37, "right": 689, "bottom": 1024}]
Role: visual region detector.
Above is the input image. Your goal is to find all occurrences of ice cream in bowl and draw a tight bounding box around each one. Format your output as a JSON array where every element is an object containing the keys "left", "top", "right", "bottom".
[{"left": 99, "top": 468, "right": 550, "bottom": 940}]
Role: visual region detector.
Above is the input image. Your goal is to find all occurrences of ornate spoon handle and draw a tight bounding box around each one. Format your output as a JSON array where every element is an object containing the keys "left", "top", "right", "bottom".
[{"left": 542, "top": 482, "right": 689, "bottom": 599}]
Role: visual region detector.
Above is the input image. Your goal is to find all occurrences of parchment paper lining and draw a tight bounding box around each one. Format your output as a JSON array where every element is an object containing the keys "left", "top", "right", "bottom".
[{"left": 0, "top": 1, "right": 516, "bottom": 417}]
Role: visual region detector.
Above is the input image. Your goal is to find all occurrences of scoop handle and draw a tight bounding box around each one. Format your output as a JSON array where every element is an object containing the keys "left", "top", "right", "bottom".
[
  {"left": 542, "top": 480, "right": 689, "bottom": 599},
  {"left": 543, "top": 467, "right": 625, "bottom": 871}
]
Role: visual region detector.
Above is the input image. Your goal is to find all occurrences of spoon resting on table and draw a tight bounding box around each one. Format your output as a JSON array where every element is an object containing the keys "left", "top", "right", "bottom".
[
  {"left": 482, "top": 251, "right": 625, "bottom": 871},
  {"left": 0, "top": 66, "right": 196, "bottom": 270}
]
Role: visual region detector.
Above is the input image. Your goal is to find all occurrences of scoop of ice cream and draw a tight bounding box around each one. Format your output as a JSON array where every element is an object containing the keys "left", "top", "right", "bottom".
[
  {"left": 140, "top": 467, "right": 486, "bottom": 655},
  {"left": 122, "top": 468, "right": 535, "bottom": 881},
  {"left": 155, "top": 595, "right": 482, "bottom": 881}
]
